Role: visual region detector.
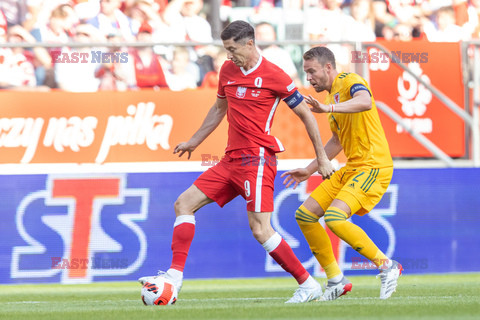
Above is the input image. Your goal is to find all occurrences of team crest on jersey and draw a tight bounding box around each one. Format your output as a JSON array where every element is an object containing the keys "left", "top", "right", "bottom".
[
  {"left": 236, "top": 87, "right": 247, "bottom": 98},
  {"left": 251, "top": 90, "right": 261, "bottom": 97},
  {"left": 334, "top": 93, "right": 340, "bottom": 103}
]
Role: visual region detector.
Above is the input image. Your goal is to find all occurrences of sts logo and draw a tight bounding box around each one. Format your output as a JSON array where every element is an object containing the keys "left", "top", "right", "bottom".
[
  {"left": 11, "top": 175, "right": 149, "bottom": 284},
  {"left": 267, "top": 175, "right": 398, "bottom": 276}
]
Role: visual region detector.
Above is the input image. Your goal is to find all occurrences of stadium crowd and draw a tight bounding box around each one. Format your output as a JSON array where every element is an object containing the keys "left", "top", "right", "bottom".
[{"left": 1, "top": 0, "right": 479, "bottom": 91}]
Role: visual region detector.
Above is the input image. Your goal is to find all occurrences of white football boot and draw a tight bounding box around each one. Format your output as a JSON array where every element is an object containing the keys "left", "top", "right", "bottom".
[
  {"left": 377, "top": 260, "right": 403, "bottom": 299},
  {"left": 320, "top": 276, "right": 353, "bottom": 301},
  {"left": 285, "top": 276, "right": 323, "bottom": 303},
  {"left": 138, "top": 269, "right": 183, "bottom": 293}
]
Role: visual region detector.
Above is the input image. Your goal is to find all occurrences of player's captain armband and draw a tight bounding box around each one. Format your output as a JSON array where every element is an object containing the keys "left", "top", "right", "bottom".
[
  {"left": 350, "top": 83, "right": 371, "bottom": 97},
  {"left": 283, "top": 90, "right": 304, "bottom": 109}
]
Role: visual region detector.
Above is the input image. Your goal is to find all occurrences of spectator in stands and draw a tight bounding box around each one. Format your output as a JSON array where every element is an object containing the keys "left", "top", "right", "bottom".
[
  {"left": 30, "top": 3, "right": 78, "bottom": 87},
  {"left": 254, "top": 22, "right": 302, "bottom": 87},
  {"left": 6, "top": 24, "right": 51, "bottom": 85},
  {"left": 348, "top": 0, "right": 376, "bottom": 41},
  {"left": 305, "top": 0, "right": 356, "bottom": 71},
  {"left": 0, "top": 9, "right": 7, "bottom": 37},
  {"left": 0, "top": 25, "right": 37, "bottom": 89},
  {"left": 95, "top": 30, "right": 135, "bottom": 91},
  {"left": 74, "top": 0, "right": 101, "bottom": 22},
  {"left": 162, "top": 0, "right": 213, "bottom": 52},
  {"left": 200, "top": 48, "right": 227, "bottom": 88},
  {"left": 375, "top": 20, "right": 414, "bottom": 41},
  {"left": 392, "top": 22, "right": 414, "bottom": 41},
  {"left": 372, "top": 0, "right": 398, "bottom": 37},
  {"left": 164, "top": 46, "right": 199, "bottom": 91},
  {"left": 125, "top": 0, "right": 167, "bottom": 34},
  {"left": 125, "top": 0, "right": 173, "bottom": 58},
  {"left": 372, "top": 0, "right": 424, "bottom": 39},
  {"left": 450, "top": 0, "right": 469, "bottom": 27},
  {"left": 54, "top": 23, "right": 104, "bottom": 92},
  {"left": 87, "top": 0, "right": 135, "bottom": 41},
  {"left": 0, "top": 1, "right": 28, "bottom": 27},
  {"left": 161, "top": 0, "right": 214, "bottom": 79},
  {"left": 383, "top": 0, "right": 424, "bottom": 27},
  {"left": 129, "top": 21, "right": 169, "bottom": 89},
  {"left": 30, "top": 4, "right": 77, "bottom": 44},
  {"left": 461, "top": 0, "right": 480, "bottom": 38},
  {"left": 123, "top": 0, "right": 168, "bottom": 16},
  {"left": 252, "top": 0, "right": 282, "bottom": 9},
  {"left": 23, "top": 0, "right": 71, "bottom": 31},
  {"left": 423, "top": 5, "right": 468, "bottom": 41}
]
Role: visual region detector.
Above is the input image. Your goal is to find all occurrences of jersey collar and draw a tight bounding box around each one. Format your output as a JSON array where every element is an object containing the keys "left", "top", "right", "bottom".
[{"left": 241, "top": 55, "right": 262, "bottom": 76}]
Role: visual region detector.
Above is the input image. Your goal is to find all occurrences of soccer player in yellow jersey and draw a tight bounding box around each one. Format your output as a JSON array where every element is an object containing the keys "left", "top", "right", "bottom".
[{"left": 281, "top": 46, "right": 402, "bottom": 300}]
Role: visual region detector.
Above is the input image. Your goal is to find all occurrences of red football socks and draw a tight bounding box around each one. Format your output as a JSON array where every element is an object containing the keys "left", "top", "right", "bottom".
[
  {"left": 170, "top": 220, "right": 195, "bottom": 272},
  {"left": 267, "top": 235, "right": 309, "bottom": 285}
]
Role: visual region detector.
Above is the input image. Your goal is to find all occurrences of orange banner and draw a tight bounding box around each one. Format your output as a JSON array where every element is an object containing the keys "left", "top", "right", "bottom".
[
  {"left": 367, "top": 40, "right": 465, "bottom": 157},
  {"left": 0, "top": 89, "right": 339, "bottom": 164}
]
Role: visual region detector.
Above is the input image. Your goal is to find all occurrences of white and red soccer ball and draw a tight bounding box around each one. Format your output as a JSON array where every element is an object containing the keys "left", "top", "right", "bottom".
[{"left": 141, "top": 277, "right": 178, "bottom": 306}]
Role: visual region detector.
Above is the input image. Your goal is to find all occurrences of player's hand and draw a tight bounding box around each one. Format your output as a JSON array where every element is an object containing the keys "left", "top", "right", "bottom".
[
  {"left": 305, "top": 95, "right": 329, "bottom": 113},
  {"left": 280, "top": 168, "right": 312, "bottom": 190},
  {"left": 316, "top": 158, "right": 335, "bottom": 180},
  {"left": 174, "top": 142, "right": 196, "bottom": 159}
]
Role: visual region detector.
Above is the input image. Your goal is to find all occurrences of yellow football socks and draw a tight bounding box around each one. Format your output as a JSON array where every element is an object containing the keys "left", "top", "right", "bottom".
[
  {"left": 324, "top": 207, "right": 388, "bottom": 267},
  {"left": 295, "top": 205, "right": 342, "bottom": 279}
]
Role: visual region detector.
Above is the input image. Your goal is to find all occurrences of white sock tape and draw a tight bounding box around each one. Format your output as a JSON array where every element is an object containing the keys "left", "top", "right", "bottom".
[
  {"left": 262, "top": 232, "right": 282, "bottom": 253},
  {"left": 174, "top": 215, "right": 196, "bottom": 227}
]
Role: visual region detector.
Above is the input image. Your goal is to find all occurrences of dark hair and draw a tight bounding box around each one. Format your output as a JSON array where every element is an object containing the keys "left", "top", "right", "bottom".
[
  {"left": 220, "top": 20, "right": 255, "bottom": 44},
  {"left": 303, "top": 46, "right": 336, "bottom": 69}
]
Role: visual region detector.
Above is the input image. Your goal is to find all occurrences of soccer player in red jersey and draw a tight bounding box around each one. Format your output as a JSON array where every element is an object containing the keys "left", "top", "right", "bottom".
[{"left": 139, "top": 20, "right": 335, "bottom": 303}]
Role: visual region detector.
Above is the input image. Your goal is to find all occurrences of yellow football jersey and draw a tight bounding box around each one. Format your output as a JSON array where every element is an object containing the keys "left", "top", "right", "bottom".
[{"left": 324, "top": 72, "right": 393, "bottom": 168}]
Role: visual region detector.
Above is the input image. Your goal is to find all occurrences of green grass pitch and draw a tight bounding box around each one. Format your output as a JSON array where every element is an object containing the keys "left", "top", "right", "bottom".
[{"left": 1, "top": 273, "right": 479, "bottom": 320}]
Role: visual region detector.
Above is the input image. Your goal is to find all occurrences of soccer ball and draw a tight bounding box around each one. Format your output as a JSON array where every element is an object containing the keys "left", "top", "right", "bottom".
[{"left": 141, "top": 277, "right": 178, "bottom": 306}]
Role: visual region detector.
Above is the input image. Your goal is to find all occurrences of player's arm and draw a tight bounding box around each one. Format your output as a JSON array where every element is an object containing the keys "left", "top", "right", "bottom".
[
  {"left": 281, "top": 131, "right": 341, "bottom": 189},
  {"left": 304, "top": 131, "right": 343, "bottom": 174},
  {"left": 306, "top": 89, "right": 372, "bottom": 114},
  {"left": 291, "top": 100, "right": 335, "bottom": 180},
  {"left": 174, "top": 97, "right": 228, "bottom": 159}
]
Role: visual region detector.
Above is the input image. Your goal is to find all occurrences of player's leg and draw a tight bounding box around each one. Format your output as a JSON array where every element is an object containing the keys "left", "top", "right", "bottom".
[
  {"left": 239, "top": 148, "right": 321, "bottom": 303},
  {"left": 139, "top": 159, "right": 237, "bottom": 293},
  {"left": 324, "top": 199, "right": 402, "bottom": 299},
  {"left": 171, "top": 184, "right": 215, "bottom": 271},
  {"left": 325, "top": 167, "right": 402, "bottom": 299},
  {"left": 139, "top": 184, "right": 213, "bottom": 291},
  {"left": 167, "top": 184, "right": 214, "bottom": 287},
  {"left": 324, "top": 198, "right": 385, "bottom": 265},
  {"left": 247, "top": 210, "right": 322, "bottom": 303},
  {"left": 298, "top": 171, "right": 352, "bottom": 300}
]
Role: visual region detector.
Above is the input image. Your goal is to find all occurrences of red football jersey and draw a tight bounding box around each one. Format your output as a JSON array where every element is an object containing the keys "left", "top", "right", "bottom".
[{"left": 217, "top": 56, "right": 302, "bottom": 155}]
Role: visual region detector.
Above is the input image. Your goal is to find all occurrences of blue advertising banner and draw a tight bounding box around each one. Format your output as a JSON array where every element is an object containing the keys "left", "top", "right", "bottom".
[{"left": 0, "top": 168, "right": 479, "bottom": 284}]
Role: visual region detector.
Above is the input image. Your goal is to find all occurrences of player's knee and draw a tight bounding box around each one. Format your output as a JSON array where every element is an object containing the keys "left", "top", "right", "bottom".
[
  {"left": 174, "top": 193, "right": 193, "bottom": 216},
  {"left": 249, "top": 224, "right": 262, "bottom": 240},
  {"left": 249, "top": 224, "right": 273, "bottom": 243},
  {"left": 295, "top": 205, "right": 319, "bottom": 226},
  {"left": 250, "top": 229, "right": 263, "bottom": 242},
  {"left": 324, "top": 207, "right": 348, "bottom": 231},
  {"left": 173, "top": 197, "right": 184, "bottom": 216}
]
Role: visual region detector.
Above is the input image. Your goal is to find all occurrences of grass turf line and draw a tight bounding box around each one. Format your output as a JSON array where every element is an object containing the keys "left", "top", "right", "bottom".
[{"left": 0, "top": 273, "right": 479, "bottom": 320}]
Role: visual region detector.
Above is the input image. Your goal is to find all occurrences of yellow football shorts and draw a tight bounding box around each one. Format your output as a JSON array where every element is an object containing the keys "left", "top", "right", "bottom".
[{"left": 310, "top": 166, "right": 393, "bottom": 216}]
